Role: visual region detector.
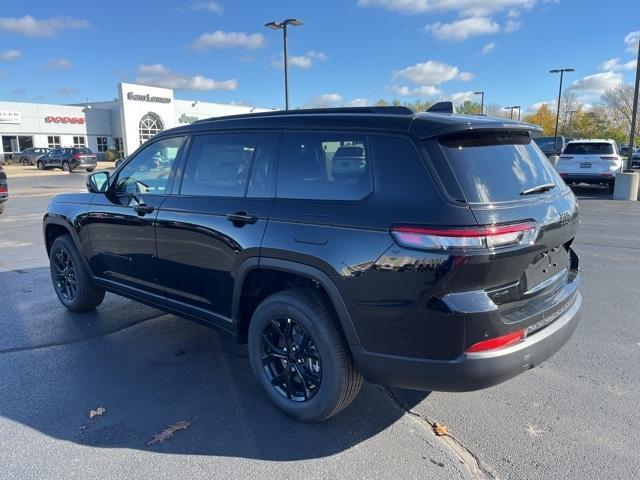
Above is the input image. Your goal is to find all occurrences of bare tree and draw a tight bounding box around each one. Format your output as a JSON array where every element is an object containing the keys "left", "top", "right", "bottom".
[{"left": 601, "top": 82, "right": 639, "bottom": 138}]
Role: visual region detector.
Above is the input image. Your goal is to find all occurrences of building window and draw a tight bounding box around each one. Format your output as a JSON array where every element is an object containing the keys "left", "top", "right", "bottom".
[
  {"left": 113, "top": 138, "right": 124, "bottom": 156},
  {"left": 73, "top": 136, "right": 86, "bottom": 147},
  {"left": 97, "top": 137, "right": 108, "bottom": 152},
  {"left": 48, "top": 136, "right": 61, "bottom": 148},
  {"left": 139, "top": 112, "right": 164, "bottom": 145}
]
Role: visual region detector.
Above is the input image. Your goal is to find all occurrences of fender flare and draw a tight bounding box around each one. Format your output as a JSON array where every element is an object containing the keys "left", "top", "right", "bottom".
[
  {"left": 43, "top": 214, "right": 94, "bottom": 277},
  {"left": 233, "top": 257, "right": 362, "bottom": 346}
]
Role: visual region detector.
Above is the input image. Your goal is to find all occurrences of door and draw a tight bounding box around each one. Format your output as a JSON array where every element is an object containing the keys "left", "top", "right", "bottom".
[
  {"left": 155, "top": 131, "right": 279, "bottom": 322},
  {"left": 86, "top": 136, "right": 186, "bottom": 298},
  {"left": 44, "top": 148, "right": 59, "bottom": 167}
]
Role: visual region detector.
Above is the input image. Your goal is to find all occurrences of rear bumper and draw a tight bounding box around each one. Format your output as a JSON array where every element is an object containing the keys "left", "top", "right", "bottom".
[
  {"left": 559, "top": 173, "right": 615, "bottom": 184},
  {"left": 352, "top": 290, "right": 581, "bottom": 392}
]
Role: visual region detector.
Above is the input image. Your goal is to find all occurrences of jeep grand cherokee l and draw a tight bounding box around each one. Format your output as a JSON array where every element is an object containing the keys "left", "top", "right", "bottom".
[{"left": 43, "top": 106, "right": 581, "bottom": 422}]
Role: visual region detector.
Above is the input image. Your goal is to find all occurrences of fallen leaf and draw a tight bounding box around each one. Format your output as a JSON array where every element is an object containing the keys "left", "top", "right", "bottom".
[
  {"left": 432, "top": 422, "right": 448, "bottom": 436},
  {"left": 89, "top": 407, "right": 106, "bottom": 418},
  {"left": 148, "top": 420, "right": 190, "bottom": 446}
]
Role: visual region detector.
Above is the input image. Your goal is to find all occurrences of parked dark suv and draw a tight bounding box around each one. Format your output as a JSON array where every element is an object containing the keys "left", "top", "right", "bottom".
[
  {"left": 43, "top": 106, "right": 582, "bottom": 421},
  {"left": 37, "top": 147, "right": 97, "bottom": 172}
]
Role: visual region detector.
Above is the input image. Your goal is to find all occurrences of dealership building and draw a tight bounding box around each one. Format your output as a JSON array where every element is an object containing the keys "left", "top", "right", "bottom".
[{"left": 0, "top": 82, "right": 271, "bottom": 160}]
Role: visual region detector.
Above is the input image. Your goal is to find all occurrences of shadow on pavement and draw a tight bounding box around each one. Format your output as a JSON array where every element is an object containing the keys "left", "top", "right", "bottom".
[
  {"left": 0, "top": 267, "right": 430, "bottom": 461},
  {"left": 568, "top": 184, "right": 612, "bottom": 200}
]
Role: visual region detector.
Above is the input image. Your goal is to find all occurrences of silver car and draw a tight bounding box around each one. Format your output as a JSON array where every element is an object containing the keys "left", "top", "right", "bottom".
[{"left": 15, "top": 147, "right": 50, "bottom": 166}]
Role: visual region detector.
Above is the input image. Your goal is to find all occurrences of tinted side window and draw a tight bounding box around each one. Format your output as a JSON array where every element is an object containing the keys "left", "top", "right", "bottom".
[
  {"left": 277, "top": 132, "right": 371, "bottom": 200},
  {"left": 115, "top": 136, "right": 185, "bottom": 195},
  {"left": 247, "top": 133, "right": 279, "bottom": 198},
  {"left": 180, "top": 133, "right": 259, "bottom": 197}
]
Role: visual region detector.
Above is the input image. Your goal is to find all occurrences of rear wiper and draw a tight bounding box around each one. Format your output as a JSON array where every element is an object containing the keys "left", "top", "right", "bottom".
[{"left": 520, "top": 183, "right": 556, "bottom": 195}]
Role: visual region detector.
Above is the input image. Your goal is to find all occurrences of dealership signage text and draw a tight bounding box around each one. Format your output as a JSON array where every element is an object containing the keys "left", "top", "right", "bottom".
[
  {"left": 0, "top": 111, "right": 21, "bottom": 124},
  {"left": 127, "top": 92, "right": 171, "bottom": 104},
  {"left": 45, "top": 116, "right": 85, "bottom": 124}
]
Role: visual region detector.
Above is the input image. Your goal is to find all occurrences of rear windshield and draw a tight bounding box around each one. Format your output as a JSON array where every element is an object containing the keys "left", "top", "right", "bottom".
[
  {"left": 438, "top": 131, "right": 564, "bottom": 203},
  {"left": 563, "top": 142, "right": 614, "bottom": 155},
  {"left": 74, "top": 147, "right": 93, "bottom": 154}
]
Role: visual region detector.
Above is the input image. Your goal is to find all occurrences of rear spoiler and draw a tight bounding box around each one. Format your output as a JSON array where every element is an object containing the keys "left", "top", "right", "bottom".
[{"left": 426, "top": 101, "right": 455, "bottom": 114}]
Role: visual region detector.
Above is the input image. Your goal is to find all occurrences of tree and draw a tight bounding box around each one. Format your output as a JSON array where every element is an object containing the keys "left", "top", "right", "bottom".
[
  {"left": 375, "top": 99, "right": 388, "bottom": 106},
  {"left": 601, "top": 82, "right": 640, "bottom": 141},
  {"left": 456, "top": 100, "right": 482, "bottom": 114},
  {"left": 523, "top": 104, "right": 556, "bottom": 135},
  {"left": 484, "top": 103, "right": 510, "bottom": 118}
]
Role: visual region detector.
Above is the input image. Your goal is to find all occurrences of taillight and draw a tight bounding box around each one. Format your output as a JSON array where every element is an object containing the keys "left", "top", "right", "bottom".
[
  {"left": 466, "top": 329, "right": 524, "bottom": 353},
  {"left": 0, "top": 184, "right": 7, "bottom": 193},
  {"left": 73, "top": 153, "right": 81, "bottom": 160},
  {"left": 391, "top": 222, "right": 538, "bottom": 252}
]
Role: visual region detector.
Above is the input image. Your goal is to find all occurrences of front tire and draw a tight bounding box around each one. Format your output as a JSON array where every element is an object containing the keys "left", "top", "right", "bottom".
[
  {"left": 37, "top": 160, "right": 44, "bottom": 170},
  {"left": 248, "top": 288, "right": 362, "bottom": 422},
  {"left": 49, "top": 235, "right": 105, "bottom": 311}
]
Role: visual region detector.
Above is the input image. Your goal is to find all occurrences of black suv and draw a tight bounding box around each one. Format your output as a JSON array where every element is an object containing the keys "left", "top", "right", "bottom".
[
  {"left": 38, "top": 147, "right": 97, "bottom": 172},
  {"left": 43, "top": 106, "right": 581, "bottom": 421}
]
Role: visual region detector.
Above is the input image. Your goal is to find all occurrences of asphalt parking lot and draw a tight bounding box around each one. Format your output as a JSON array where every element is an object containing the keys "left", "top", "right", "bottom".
[{"left": 1, "top": 170, "right": 639, "bottom": 479}]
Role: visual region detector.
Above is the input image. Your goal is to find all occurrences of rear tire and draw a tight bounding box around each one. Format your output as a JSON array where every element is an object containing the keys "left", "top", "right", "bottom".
[
  {"left": 20, "top": 157, "right": 30, "bottom": 166},
  {"left": 248, "top": 288, "right": 362, "bottom": 422},
  {"left": 86, "top": 168, "right": 95, "bottom": 173},
  {"left": 50, "top": 235, "right": 105, "bottom": 311},
  {"left": 609, "top": 182, "right": 615, "bottom": 194},
  {"left": 37, "top": 160, "right": 44, "bottom": 170},
  {"left": 62, "top": 161, "right": 71, "bottom": 172}
]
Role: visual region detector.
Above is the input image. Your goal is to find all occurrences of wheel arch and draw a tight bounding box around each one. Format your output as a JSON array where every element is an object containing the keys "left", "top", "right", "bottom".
[
  {"left": 233, "top": 257, "right": 362, "bottom": 347},
  {"left": 43, "top": 215, "right": 94, "bottom": 276}
]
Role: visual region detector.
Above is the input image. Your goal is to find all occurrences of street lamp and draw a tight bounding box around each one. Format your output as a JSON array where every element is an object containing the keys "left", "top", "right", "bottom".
[
  {"left": 504, "top": 105, "right": 520, "bottom": 120},
  {"left": 550, "top": 68, "right": 574, "bottom": 154},
  {"left": 474, "top": 91, "right": 484, "bottom": 115},
  {"left": 265, "top": 18, "right": 304, "bottom": 110}
]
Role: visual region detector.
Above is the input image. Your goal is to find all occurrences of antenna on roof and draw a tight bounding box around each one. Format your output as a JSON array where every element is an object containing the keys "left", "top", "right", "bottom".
[{"left": 426, "top": 101, "right": 455, "bottom": 114}]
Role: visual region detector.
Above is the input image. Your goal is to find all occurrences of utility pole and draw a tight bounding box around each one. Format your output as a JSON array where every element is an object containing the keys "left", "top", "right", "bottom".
[{"left": 550, "top": 68, "right": 574, "bottom": 155}]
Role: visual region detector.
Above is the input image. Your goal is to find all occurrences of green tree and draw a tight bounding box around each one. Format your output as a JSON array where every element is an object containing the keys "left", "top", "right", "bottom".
[
  {"left": 524, "top": 104, "right": 556, "bottom": 135},
  {"left": 456, "top": 100, "right": 482, "bottom": 115}
]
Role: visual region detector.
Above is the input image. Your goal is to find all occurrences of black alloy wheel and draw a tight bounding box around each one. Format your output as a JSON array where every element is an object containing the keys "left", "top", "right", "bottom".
[
  {"left": 52, "top": 247, "right": 77, "bottom": 301},
  {"left": 261, "top": 317, "right": 322, "bottom": 402}
]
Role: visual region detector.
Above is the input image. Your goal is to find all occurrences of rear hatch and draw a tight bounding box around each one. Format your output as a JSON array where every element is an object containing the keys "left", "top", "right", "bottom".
[
  {"left": 74, "top": 148, "right": 97, "bottom": 164},
  {"left": 556, "top": 142, "right": 619, "bottom": 176},
  {"left": 425, "top": 130, "right": 579, "bottom": 328}
]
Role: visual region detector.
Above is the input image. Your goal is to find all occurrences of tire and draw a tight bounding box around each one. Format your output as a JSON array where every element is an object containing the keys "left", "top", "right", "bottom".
[
  {"left": 609, "top": 182, "right": 615, "bottom": 194},
  {"left": 0, "top": 203, "right": 4, "bottom": 215},
  {"left": 86, "top": 168, "right": 95, "bottom": 173},
  {"left": 37, "top": 160, "right": 44, "bottom": 170},
  {"left": 20, "top": 157, "right": 30, "bottom": 166},
  {"left": 248, "top": 288, "right": 363, "bottom": 422},
  {"left": 61, "top": 161, "right": 71, "bottom": 172},
  {"left": 49, "top": 235, "right": 105, "bottom": 311}
]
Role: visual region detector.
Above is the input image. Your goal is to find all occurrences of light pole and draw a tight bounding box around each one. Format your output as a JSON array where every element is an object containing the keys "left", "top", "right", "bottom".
[
  {"left": 504, "top": 105, "right": 520, "bottom": 120},
  {"left": 550, "top": 68, "right": 574, "bottom": 154},
  {"left": 626, "top": 35, "right": 640, "bottom": 171},
  {"left": 474, "top": 91, "right": 484, "bottom": 115},
  {"left": 566, "top": 110, "right": 578, "bottom": 138},
  {"left": 265, "top": 18, "right": 304, "bottom": 110}
]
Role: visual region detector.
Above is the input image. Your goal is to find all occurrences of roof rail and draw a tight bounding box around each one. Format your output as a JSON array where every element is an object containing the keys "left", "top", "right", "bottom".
[{"left": 192, "top": 105, "right": 415, "bottom": 124}]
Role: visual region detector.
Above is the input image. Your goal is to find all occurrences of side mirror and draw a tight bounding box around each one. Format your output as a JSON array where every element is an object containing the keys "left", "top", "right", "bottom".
[{"left": 86, "top": 171, "right": 110, "bottom": 193}]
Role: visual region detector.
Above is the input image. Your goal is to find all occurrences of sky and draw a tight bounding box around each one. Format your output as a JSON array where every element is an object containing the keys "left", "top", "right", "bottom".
[{"left": 0, "top": 0, "right": 638, "bottom": 112}]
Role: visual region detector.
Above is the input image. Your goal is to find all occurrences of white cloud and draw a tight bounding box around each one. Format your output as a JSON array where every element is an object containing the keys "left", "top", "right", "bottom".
[
  {"left": 44, "top": 58, "right": 72, "bottom": 70},
  {"left": 0, "top": 15, "right": 90, "bottom": 37},
  {"left": 393, "top": 60, "right": 470, "bottom": 85},
  {"left": 457, "top": 71, "right": 474, "bottom": 81},
  {"left": 625, "top": 31, "right": 639, "bottom": 53},
  {"left": 271, "top": 51, "right": 327, "bottom": 69},
  {"left": 136, "top": 64, "right": 237, "bottom": 91},
  {"left": 191, "top": 1, "right": 223, "bottom": 14},
  {"left": 426, "top": 16, "right": 500, "bottom": 41},
  {"left": 306, "top": 93, "right": 344, "bottom": 108},
  {"left": 504, "top": 18, "right": 521, "bottom": 32},
  {"left": 52, "top": 86, "right": 80, "bottom": 95},
  {"left": 599, "top": 57, "right": 637, "bottom": 72},
  {"left": 391, "top": 84, "right": 442, "bottom": 96},
  {"left": 527, "top": 100, "right": 553, "bottom": 112},
  {"left": 568, "top": 71, "right": 623, "bottom": 95},
  {"left": 0, "top": 49, "right": 20, "bottom": 61},
  {"left": 449, "top": 91, "right": 477, "bottom": 104},
  {"left": 345, "top": 98, "right": 370, "bottom": 107},
  {"left": 480, "top": 42, "right": 496, "bottom": 54},
  {"left": 357, "top": 0, "right": 535, "bottom": 16},
  {"left": 193, "top": 31, "right": 265, "bottom": 50}
]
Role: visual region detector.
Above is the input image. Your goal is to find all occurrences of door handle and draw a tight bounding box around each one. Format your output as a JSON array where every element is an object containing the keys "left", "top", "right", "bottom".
[
  {"left": 134, "top": 204, "right": 155, "bottom": 216},
  {"left": 227, "top": 211, "right": 258, "bottom": 226}
]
